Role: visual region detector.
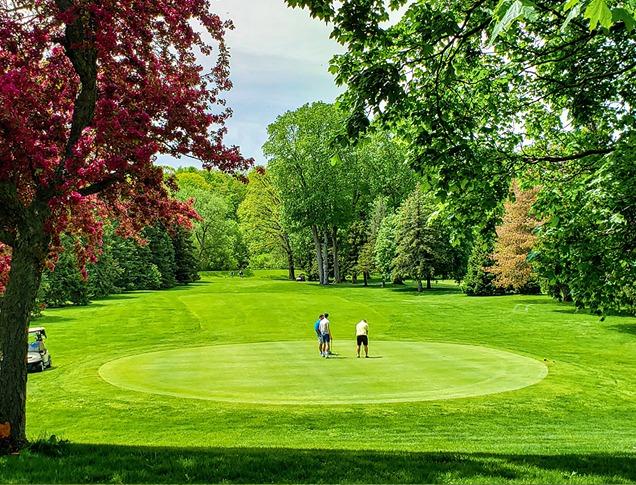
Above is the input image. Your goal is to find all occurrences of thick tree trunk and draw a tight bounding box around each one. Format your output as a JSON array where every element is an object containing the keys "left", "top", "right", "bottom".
[
  {"left": 310, "top": 225, "right": 324, "bottom": 284},
  {"left": 426, "top": 272, "right": 432, "bottom": 290},
  {"left": 321, "top": 231, "right": 329, "bottom": 285},
  {"left": 352, "top": 272, "right": 358, "bottom": 285},
  {"left": 331, "top": 226, "right": 340, "bottom": 283},
  {"left": 417, "top": 279, "right": 423, "bottom": 292},
  {"left": 0, "top": 212, "right": 49, "bottom": 453},
  {"left": 363, "top": 271, "right": 369, "bottom": 287}
]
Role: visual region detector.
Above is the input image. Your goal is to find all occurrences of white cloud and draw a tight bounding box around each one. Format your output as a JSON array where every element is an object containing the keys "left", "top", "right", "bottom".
[{"left": 162, "top": 0, "right": 343, "bottom": 168}]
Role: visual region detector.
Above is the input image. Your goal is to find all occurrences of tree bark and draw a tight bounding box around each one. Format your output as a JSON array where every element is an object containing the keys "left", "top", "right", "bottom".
[
  {"left": 310, "top": 225, "right": 324, "bottom": 284},
  {"left": 321, "top": 230, "right": 329, "bottom": 285},
  {"left": 426, "top": 272, "right": 432, "bottom": 289},
  {"left": 363, "top": 271, "right": 369, "bottom": 287},
  {"left": 0, "top": 206, "right": 50, "bottom": 453},
  {"left": 331, "top": 226, "right": 340, "bottom": 283},
  {"left": 281, "top": 233, "right": 295, "bottom": 280},
  {"left": 352, "top": 271, "right": 358, "bottom": 285}
]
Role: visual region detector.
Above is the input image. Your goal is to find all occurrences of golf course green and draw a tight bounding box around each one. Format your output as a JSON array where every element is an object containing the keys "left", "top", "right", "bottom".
[
  {"left": 99, "top": 341, "right": 548, "bottom": 404},
  {"left": 2, "top": 271, "right": 635, "bottom": 483}
]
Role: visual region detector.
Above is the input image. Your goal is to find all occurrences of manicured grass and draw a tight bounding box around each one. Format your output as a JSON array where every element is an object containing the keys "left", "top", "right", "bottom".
[
  {"left": 98, "top": 341, "right": 547, "bottom": 404},
  {"left": 2, "top": 271, "right": 636, "bottom": 483}
]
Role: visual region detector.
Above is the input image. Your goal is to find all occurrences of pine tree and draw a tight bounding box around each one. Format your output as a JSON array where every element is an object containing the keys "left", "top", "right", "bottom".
[
  {"left": 144, "top": 225, "right": 177, "bottom": 289},
  {"left": 172, "top": 227, "right": 200, "bottom": 284},
  {"left": 491, "top": 183, "right": 541, "bottom": 294},
  {"left": 462, "top": 232, "right": 500, "bottom": 296},
  {"left": 392, "top": 188, "right": 447, "bottom": 292}
]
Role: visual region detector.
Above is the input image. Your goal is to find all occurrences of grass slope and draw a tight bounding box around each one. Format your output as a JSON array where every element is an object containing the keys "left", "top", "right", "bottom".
[{"left": 2, "top": 271, "right": 636, "bottom": 483}]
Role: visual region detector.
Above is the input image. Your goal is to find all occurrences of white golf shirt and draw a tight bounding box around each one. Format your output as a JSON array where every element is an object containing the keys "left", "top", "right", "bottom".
[
  {"left": 356, "top": 320, "right": 368, "bottom": 336},
  {"left": 319, "top": 318, "right": 330, "bottom": 335}
]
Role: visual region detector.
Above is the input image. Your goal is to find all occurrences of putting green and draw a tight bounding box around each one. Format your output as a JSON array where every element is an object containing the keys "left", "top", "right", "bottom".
[{"left": 99, "top": 341, "right": 547, "bottom": 404}]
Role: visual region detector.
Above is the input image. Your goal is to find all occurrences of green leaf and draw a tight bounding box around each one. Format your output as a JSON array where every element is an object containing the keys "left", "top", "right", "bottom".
[
  {"left": 491, "top": 0, "right": 523, "bottom": 42},
  {"left": 330, "top": 153, "right": 342, "bottom": 166},
  {"left": 612, "top": 7, "right": 635, "bottom": 31},
  {"left": 564, "top": 0, "right": 580, "bottom": 11},
  {"left": 561, "top": 3, "right": 581, "bottom": 31},
  {"left": 584, "top": 0, "right": 613, "bottom": 30}
]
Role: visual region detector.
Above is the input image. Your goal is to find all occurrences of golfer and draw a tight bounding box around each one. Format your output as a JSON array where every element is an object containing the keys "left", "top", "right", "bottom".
[
  {"left": 355, "top": 319, "right": 369, "bottom": 358},
  {"left": 319, "top": 313, "right": 332, "bottom": 358},
  {"left": 314, "top": 314, "right": 324, "bottom": 355}
]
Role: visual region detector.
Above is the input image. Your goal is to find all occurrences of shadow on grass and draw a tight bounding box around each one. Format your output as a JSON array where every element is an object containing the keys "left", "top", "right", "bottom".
[
  {"left": 609, "top": 323, "right": 636, "bottom": 336},
  {"left": 3, "top": 444, "right": 635, "bottom": 484}
]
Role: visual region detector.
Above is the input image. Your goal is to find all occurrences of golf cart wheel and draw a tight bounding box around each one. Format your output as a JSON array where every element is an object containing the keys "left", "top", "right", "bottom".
[{"left": 39, "top": 361, "right": 45, "bottom": 372}]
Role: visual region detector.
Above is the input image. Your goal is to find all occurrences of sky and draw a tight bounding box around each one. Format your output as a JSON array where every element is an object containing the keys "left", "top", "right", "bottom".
[{"left": 159, "top": 0, "right": 343, "bottom": 168}]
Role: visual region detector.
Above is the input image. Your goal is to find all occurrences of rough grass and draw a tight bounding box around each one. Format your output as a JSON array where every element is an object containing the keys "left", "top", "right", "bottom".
[{"left": 1, "top": 271, "right": 635, "bottom": 483}]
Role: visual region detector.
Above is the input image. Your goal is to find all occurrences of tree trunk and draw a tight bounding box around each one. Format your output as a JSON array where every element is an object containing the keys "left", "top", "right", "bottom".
[
  {"left": 417, "top": 279, "right": 423, "bottom": 292},
  {"left": 282, "top": 234, "right": 295, "bottom": 280},
  {"left": 0, "top": 211, "right": 50, "bottom": 453},
  {"left": 321, "top": 230, "right": 329, "bottom": 285},
  {"left": 363, "top": 271, "right": 368, "bottom": 287},
  {"left": 352, "top": 271, "right": 358, "bottom": 285},
  {"left": 287, "top": 254, "right": 296, "bottom": 281},
  {"left": 331, "top": 226, "right": 340, "bottom": 283},
  {"left": 426, "top": 272, "right": 432, "bottom": 289},
  {"left": 310, "top": 225, "right": 324, "bottom": 284}
]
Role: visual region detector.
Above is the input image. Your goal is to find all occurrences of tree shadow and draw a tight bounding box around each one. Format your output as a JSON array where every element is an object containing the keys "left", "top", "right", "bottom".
[
  {"left": 608, "top": 324, "right": 636, "bottom": 336},
  {"left": 4, "top": 444, "right": 635, "bottom": 483}
]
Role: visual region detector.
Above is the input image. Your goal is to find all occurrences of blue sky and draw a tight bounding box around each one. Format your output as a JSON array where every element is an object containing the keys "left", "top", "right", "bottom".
[{"left": 159, "top": 0, "right": 343, "bottom": 168}]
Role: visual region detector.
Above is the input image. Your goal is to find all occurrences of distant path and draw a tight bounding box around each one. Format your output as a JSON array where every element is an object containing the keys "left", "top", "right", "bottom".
[{"left": 99, "top": 341, "right": 548, "bottom": 404}]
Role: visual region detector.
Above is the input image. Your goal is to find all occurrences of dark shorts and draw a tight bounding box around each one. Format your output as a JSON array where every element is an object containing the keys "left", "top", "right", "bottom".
[
  {"left": 357, "top": 335, "right": 368, "bottom": 346},
  {"left": 320, "top": 333, "right": 331, "bottom": 344}
]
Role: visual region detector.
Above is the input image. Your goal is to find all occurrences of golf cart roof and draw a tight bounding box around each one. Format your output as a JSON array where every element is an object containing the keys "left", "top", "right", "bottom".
[{"left": 28, "top": 327, "right": 46, "bottom": 334}]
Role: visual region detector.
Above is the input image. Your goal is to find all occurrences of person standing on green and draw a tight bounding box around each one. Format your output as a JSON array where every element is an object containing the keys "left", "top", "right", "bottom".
[
  {"left": 355, "top": 319, "right": 369, "bottom": 358},
  {"left": 313, "top": 314, "right": 324, "bottom": 356},
  {"left": 319, "top": 313, "right": 332, "bottom": 358}
]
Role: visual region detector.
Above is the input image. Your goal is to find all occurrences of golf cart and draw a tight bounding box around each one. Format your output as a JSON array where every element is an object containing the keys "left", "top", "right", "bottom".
[{"left": 27, "top": 327, "right": 52, "bottom": 372}]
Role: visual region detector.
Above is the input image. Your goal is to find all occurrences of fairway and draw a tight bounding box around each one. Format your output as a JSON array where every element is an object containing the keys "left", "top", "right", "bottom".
[
  {"left": 3, "top": 272, "right": 636, "bottom": 484},
  {"left": 99, "top": 341, "right": 548, "bottom": 404}
]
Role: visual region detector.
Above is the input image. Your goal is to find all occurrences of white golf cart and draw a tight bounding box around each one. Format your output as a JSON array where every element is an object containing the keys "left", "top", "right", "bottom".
[{"left": 27, "top": 327, "right": 52, "bottom": 372}]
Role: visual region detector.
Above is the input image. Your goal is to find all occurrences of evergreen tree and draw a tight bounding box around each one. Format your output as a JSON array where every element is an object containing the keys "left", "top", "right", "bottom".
[
  {"left": 462, "top": 233, "right": 500, "bottom": 296},
  {"left": 39, "top": 244, "right": 89, "bottom": 307},
  {"left": 111, "top": 237, "right": 162, "bottom": 291},
  {"left": 392, "top": 188, "right": 447, "bottom": 292},
  {"left": 171, "top": 227, "right": 200, "bottom": 284},
  {"left": 144, "top": 225, "right": 177, "bottom": 289}
]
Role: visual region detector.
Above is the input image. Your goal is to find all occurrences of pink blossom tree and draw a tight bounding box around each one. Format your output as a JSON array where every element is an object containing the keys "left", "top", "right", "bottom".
[{"left": 0, "top": 0, "right": 249, "bottom": 452}]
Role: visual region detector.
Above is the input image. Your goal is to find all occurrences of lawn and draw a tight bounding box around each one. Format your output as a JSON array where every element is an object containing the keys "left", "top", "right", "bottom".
[{"left": 2, "top": 271, "right": 636, "bottom": 483}]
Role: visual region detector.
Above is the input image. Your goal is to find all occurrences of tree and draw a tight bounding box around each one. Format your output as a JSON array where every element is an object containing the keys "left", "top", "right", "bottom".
[
  {"left": 172, "top": 227, "right": 200, "bottom": 284},
  {"left": 0, "top": 1, "right": 248, "bottom": 451},
  {"left": 374, "top": 213, "right": 398, "bottom": 287},
  {"left": 462, "top": 232, "right": 500, "bottom": 297},
  {"left": 144, "top": 225, "right": 177, "bottom": 289},
  {"left": 265, "top": 102, "right": 356, "bottom": 285},
  {"left": 491, "top": 183, "right": 541, "bottom": 294},
  {"left": 177, "top": 183, "right": 243, "bottom": 271},
  {"left": 392, "top": 188, "right": 448, "bottom": 292},
  {"left": 532, "top": 150, "right": 636, "bottom": 314},
  {"left": 238, "top": 168, "right": 295, "bottom": 280},
  {"left": 286, "top": 0, "right": 636, "bottom": 312}
]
